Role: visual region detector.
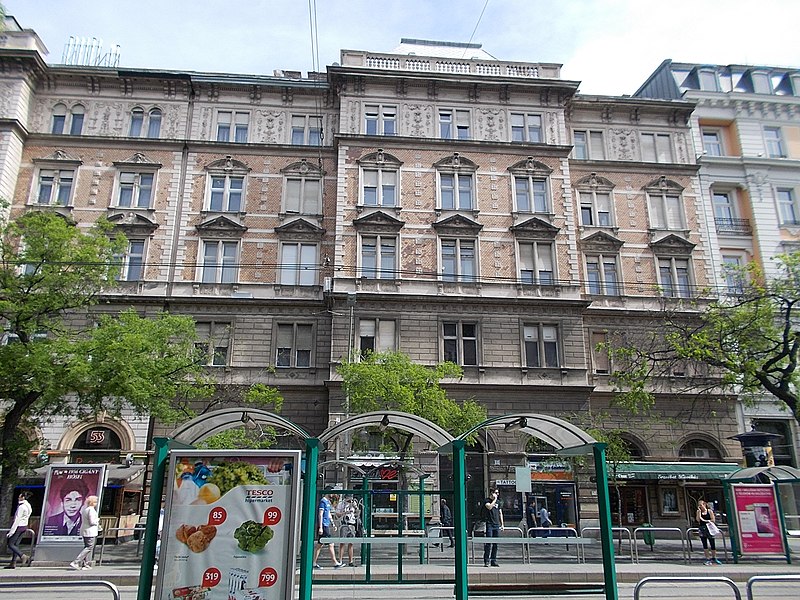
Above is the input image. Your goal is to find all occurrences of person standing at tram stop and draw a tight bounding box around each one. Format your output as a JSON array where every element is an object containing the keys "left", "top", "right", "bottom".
[
  {"left": 70, "top": 495, "right": 99, "bottom": 570},
  {"left": 439, "top": 498, "right": 454, "bottom": 547},
  {"left": 313, "top": 489, "right": 343, "bottom": 569},
  {"left": 482, "top": 488, "right": 504, "bottom": 567},
  {"left": 4, "top": 491, "right": 33, "bottom": 569},
  {"left": 696, "top": 499, "right": 721, "bottom": 565},
  {"left": 336, "top": 494, "right": 360, "bottom": 567}
]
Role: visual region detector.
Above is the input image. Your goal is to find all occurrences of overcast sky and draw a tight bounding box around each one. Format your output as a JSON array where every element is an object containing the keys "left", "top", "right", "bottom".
[{"left": 6, "top": 0, "right": 800, "bottom": 96}]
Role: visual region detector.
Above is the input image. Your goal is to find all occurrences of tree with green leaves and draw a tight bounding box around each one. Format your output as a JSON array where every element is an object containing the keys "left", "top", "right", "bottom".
[
  {"left": 605, "top": 251, "right": 800, "bottom": 425},
  {"left": 0, "top": 210, "right": 209, "bottom": 529},
  {"left": 338, "top": 351, "right": 487, "bottom": 440},
  {"left": 196, "top": 384, "right": 285, "bottom": 449}
]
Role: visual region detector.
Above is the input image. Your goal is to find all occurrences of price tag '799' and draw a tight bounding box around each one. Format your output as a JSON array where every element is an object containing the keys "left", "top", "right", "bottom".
[{"left": 259, "top": 567, "right": 278, "bottom": 587}]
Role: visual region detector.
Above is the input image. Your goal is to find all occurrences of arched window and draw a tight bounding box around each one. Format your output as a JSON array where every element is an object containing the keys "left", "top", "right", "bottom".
[
  {"left": 679, "top": 439, "right": 721, "bottom": 461},
  {"left": 147, "top": 108, "right": 162, "bottom": 138},
  {"left": 51, "top": 104, "right": 67, "bottom": 134},
  {"left": 69, "top": 105, "right": 85, "bottom": 135},
  {"left": 129, "top": 108, "right": 144, "bottom": 136}
]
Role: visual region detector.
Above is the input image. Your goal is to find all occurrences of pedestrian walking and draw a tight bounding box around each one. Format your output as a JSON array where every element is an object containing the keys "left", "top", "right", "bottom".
[
  {"left": 538, "top": 504, "right": 552, "bottom": 538},
  {"left": 482, "top": 488, "right": 504, "bottom": 567},
  {"left": 696, "top": 499, "right": 721, "bottom": 565},
  {"left": 70, "top": 495, "right": 99, "bottom": 570},
  {"left": 5, "top": 491, "right": 32, "bottom": 569},
  {"left": 336, "top": 495, "right": 361, "bottom": 566},
  {"left": 313, "top": 490, "right": 343, "bottom": 569},
  {"left": 440, "top": 498, "right": 454, "bottom": 547}
]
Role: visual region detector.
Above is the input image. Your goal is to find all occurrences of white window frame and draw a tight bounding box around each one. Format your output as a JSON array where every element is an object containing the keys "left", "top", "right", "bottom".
[
  {"left": 712, "top": 191, "right": 735, "bottom": 221},
  {"left": 518, "top": 241, "right": 554, "bottom": 285},
  {"left": 585, "top": 254, "right": 620, "bottom": 296},
  {"left": 439, "top": 172, "right": 474, "bottom": 210},
  {"left": 573, "top": 130, "right": 605, "bottom": 159},
  {"left": 291, "top": 115, "right": 323, "bottom": 145},
  {"left": 360, "top": 234, "right": 397, "bottom": 279},
  {"left": 195, "top": 321, "right": 231, "bottom": 367},
  {"left": 648, "top": 192, "right": 685, "bottom": 230},
  {"left": 578, "top": 190, "right": 613, "bottom": 227},
  {"left": 523, "top": 323, "right": 559, "bottom": 368},
  {"left": 658, "top": 257, "right": 693, "bottom": 298},
  {"left": 440, "top": 238, "right": 477, "bottom": 282},
  {"left": 35, "top": 168, "right": 75, "bottom": 206},
  {"left": 365, "top": 104, "right": 397, "bottom": 136},
  {"left": 216, "top": 110, "right": 250, "bottom": 143},
  {"left": 201, "top": 240, "right": 239, "bottom": 284},
  {"left": 358, "top": 318, "right": 397, "bottom": 355},
  {"left": 641, "top": 133, "right": 673, "bottom": 163},
  {"left": 116, "top": 171, "right": 155, "bottom": 209},
  {"left": 283, "top": 176, "right": 322, "bottom": 214},
  {"left": 442, "top": 321, "right": 478, "bottom": 366},
  {"left": 361, "top": 166, "right": 398, "bottom": 207},
  {"left": 119, "top": 239, "right": 146, "bottom": 282},
  {"left": 765, "top": 127, "right": 786, "bottom": 158},
  {"left": 275, "top": 322, "right": 313, "bottom": 368},
  {"left": 279, "top": 242, "right": 318, "bottom": 286},
  {"left": 511, "top": 113, "right": 543, "bottom": 143},
  {"left": 439, "top": 108, "right": 471, "bottom": 140},
  {"left": 721, "top": 255, "right": 745, "bottom": 295},
  {"left": 207, "top": 174, "right": 245, "bottom": 212},
  {"left": 701, "top": 128, "right": 723, "bottom": 156},
  {"left": 514, "top": 175, "right": 548, "bottom": 213},
  {"left": 777, "top": 188, "right": 799, "bottom": 225}
]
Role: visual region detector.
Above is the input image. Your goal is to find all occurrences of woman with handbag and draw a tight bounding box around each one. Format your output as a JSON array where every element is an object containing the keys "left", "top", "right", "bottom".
[{"left": 696, "top": 500, "right": 721, "bottom": 565}]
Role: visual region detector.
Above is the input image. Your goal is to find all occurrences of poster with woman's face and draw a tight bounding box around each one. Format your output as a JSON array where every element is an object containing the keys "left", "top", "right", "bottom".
[{"left": 40, "top": 465, "right": 105, "bottom": 541}]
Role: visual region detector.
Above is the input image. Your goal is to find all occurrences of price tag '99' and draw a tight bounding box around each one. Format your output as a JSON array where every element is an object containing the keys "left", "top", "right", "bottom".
[{"left": 263, "top": 507, "right": 282, "bottom": 526}]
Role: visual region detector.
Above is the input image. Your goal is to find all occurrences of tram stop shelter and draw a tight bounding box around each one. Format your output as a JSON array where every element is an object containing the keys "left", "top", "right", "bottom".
[{"left": 134, "top": 409, "right": 619, "bottom": 600}]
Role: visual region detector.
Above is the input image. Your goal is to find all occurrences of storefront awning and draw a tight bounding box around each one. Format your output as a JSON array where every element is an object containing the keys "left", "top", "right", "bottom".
[{"left": 612, "top": 461, "right": 741, "bottom": 481}]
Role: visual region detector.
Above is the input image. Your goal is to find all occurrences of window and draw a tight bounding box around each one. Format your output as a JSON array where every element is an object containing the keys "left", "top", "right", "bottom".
[
  {"left": 722, "top": 255, "right": 744, "bottom": 295},
  {"left": 511, "top": 113, "right": 543, "bottom": 143},
  {"left": 279, "top": 242, "right": 318, "bottom": 286},
  {"left": 117, "top": 172, "right": 154, "bottom": 208},
  {"left": 440, "top": 173, "right": 474, "bottom": 210},
  {"left": 586, "top": 254, "right": 619, "bottom": 295},
  {"left": 442, "top": 321, "right": 478, "bottom": 366},
  {"left": 365, "top": 104, "right": 397, "bottom": 136},
  {"left": 712, "top": 192, "right": 734, "bottom": 220},
  {"left": 195, "top": 321, "right": 230, "bottom": 367},
  {"left": 648, "top": 193, "right": 684, "bottom": 229},
  {"left": 119, "top": 240, "right": 145, "bottom": 281},
  {"left": 777, "top": 188, "right": 799, "bottom": 225},
  {"left": 209, "top": 175, "right": 244, "bottom": 212},
  {"left": 679, "top": 440, "right": 721, "bottom": 461},
  {"left": 217, "top": 111, "right": 249, "bottom": 143},
  {"left": 524, "top": 324, "right": 559, "bottom": 368},
  {"left": 359, "top": 318, "right": 396, "bottom": 355},
  {"left": 291, "top": 115, "right": 322, "bottom": 145},
  {"left": 640, "top": 133, "right": 672, "bottom": 162},
  {"left": 590, "top": 331, "right": 610, "bottom": 374},
  {"left": 579, "top": 191, "right": 612, "bottom": 226},
  {"left": 51, "top": 104, "right": 67, "bottom": 134},
  {"left": 659, "top": 257, "right": 692, "bottom": 298},
  {"left": 514, "top": 176, "right": 548, "bottom": 213},
  {"left": 439, "top": 109, "right": 470, "bottom": 139},
  {"left": 51, "top": 104, "right": 84, "bottom": 135},
  {"left": 573, "top": 130, "right": 605, "bottom": 159},
  {"left": 764, "top": 127, "right": 785, "bottom": 158},
  {"left": 284, "top": 177, "right": 321, "bottom": 214},
  {"left": 441, "top": 238, "right": 476, "bottom": 282},
  {"left": 698, "top": 70, "right": 719, "bottom": 91},
  {"left": 361, "top": 235, "right": 396, "bottom": 279},
  {"left": 518, "top": 242, "right": 554, "bottom": 285},
  {"left": 201, "top": 240, "right": 238, "bottom": 284},
  {"left": 275, "top": 323, "right": 313, "bottom": 368},
  {"left": 702, "top": 129, "right": 723, "bottom": 156},
  {"left": 129, "top": 108, "right": 162, "bottom": 138},
  {"left": 362, "top": 168, "right": 397, "bottom": 207},
  {"left": 147, "top": 109, "right": 162, "bottom": 138},
  {"left": 36, "top": 169, "right": 74, "bottom": 206}
]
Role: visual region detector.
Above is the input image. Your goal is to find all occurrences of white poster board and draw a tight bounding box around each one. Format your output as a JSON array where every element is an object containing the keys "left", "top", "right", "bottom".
[{"left": 155, "top": 450, "right": 302, "bottom": 600}]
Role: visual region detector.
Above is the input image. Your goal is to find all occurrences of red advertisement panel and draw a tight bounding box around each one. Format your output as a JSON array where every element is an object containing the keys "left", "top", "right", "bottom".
[
  {"left": 731, "top": 484, "right": 785, "bottom": 555},
  {"left": 39, "top": 464, "right": 106, "bottom": 541}
]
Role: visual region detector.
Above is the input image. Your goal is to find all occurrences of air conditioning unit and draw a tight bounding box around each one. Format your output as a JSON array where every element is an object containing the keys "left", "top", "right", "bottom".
[
  {"left": 323, "top": 277, "right": 332, "bottom": 292},
  {"left": 693, "top": 448, "right": 711, "bottom": 459}
]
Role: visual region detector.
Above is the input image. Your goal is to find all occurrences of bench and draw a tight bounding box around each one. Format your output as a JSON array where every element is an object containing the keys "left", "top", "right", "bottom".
[{"left": 466, "top": 582, "right": 605, "bottom": 597}]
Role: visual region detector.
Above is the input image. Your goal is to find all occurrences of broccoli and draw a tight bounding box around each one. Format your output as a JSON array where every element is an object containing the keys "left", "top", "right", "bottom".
[{"left": 234, "top": 520, "right": 274, "bottom": 553}]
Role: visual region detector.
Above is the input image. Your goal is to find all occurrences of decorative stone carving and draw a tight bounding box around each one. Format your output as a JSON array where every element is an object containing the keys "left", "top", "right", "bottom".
[{"left": 610, "top": 129, "right": 636, "bottom": 161}]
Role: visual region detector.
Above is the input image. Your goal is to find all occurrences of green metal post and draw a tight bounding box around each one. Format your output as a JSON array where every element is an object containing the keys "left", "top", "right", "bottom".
[
  {"left": 593, "top": 443, "right": 619, "bottom": 600},
  {"left": 362, "top": 476, "right": 371, "bottom": 581},
  {"left": 418, "top": 475, "right": 425, "bottom": 564},
  {"left": 298, "top": 438, "right": 320, "bottom": 600},
  {"left": 397, "top": 488, "right": 404, "bottom": 580},
  {"left": 136, "top": 437, "right": 171, "bottom": 600},
  {"left": 773, "top": 482, "right": 792, "bottom": 564},
  {"left": 722, "top": 481, "right": 740, "bottom": 563},
  {"left": 452, "top": 440, "right": 469, "bottom": 600}
]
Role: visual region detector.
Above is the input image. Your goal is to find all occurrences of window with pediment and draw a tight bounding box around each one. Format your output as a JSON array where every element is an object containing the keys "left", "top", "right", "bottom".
[
  {"left": 575, "top": 173, "right": 615, "bottom": 228},
  {"left": 433, "top": 214, "right": 482, "bottom": 282},
  {"left": 650, "top": 234, "right": 696, "bottom": 299},
  {"left": 204, "top": 156, "right": 250, "bottom": 213},
  {"left": 509, "top": 157, "right": 552, "bottom": 214},
  {"left": 354, "top": 211, "right": 404, "bottom": 280},
  {"left": 282, "top": 159, "right": 323, "bottom": 215},
  {"left": 581, "top": 231, "right": 623, "bottom": 296},
  {"left": 275, "top": 218, "right": 325, "bottom": 286},
  {"left": 435, "top": 153, "right": 478, "bottom": 211},
  {"left": 511, "top": 216, "right": 560, "bottom": 285},
  {"left": 31, "top": 150, "right": 82, "bottom": 208},
  {"left": 112, "top": 153, "right": 162, "bottom": 210},
  {"left": 195, "top": 215, "right": 247, "bottom": 285},
  {"left": 359, "top": 150, "right": 401, "bottom": 208},
  {"left": 645, "top": 177, "right": 686, "bottom": 231}
]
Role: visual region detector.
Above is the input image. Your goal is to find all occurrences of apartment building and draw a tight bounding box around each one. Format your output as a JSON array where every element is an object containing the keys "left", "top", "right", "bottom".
[{"left": 0, "top": 19, "right": 746, "bottom": 530}]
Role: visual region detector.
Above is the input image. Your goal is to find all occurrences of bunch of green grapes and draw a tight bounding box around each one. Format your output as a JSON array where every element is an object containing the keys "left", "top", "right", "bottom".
[{"left": 208, "top": 461, "right": 268, "bottom": 495}]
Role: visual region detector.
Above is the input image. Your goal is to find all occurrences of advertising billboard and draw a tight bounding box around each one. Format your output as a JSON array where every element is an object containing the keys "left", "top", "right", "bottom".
[
  {"left": 731, "top": 483, "right": 786, "bottom": 556},
  {"left": 155, "top": 450, "right": 302, "bottom": 600},
  {"left": 39, "top": 464, "right": 106, "bottom": 542}
]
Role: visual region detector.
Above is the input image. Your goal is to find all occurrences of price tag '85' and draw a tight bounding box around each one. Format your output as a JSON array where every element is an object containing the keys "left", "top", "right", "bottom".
[{"left": 208, "top": 506, "right": 227, "bottom": 526}]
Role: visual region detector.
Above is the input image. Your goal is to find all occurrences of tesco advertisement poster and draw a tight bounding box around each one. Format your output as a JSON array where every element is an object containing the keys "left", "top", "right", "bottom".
[
  {"left": 155, "top": 450, "right": 302, "bottom": 600},
  {"left": 731, "top": 483, "right": 786, "bottom": 556}
]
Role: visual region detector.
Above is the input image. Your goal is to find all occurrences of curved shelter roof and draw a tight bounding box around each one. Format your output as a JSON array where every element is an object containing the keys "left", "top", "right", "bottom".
[
  {"left": 724, "top": 465, "right": 800, "bottom": 483},
  {"left": 318, "top": 411, "right": 453, "bottom": 448},
  {"left": 170, "top": 408, "right": 311, "bottom": 444}
]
